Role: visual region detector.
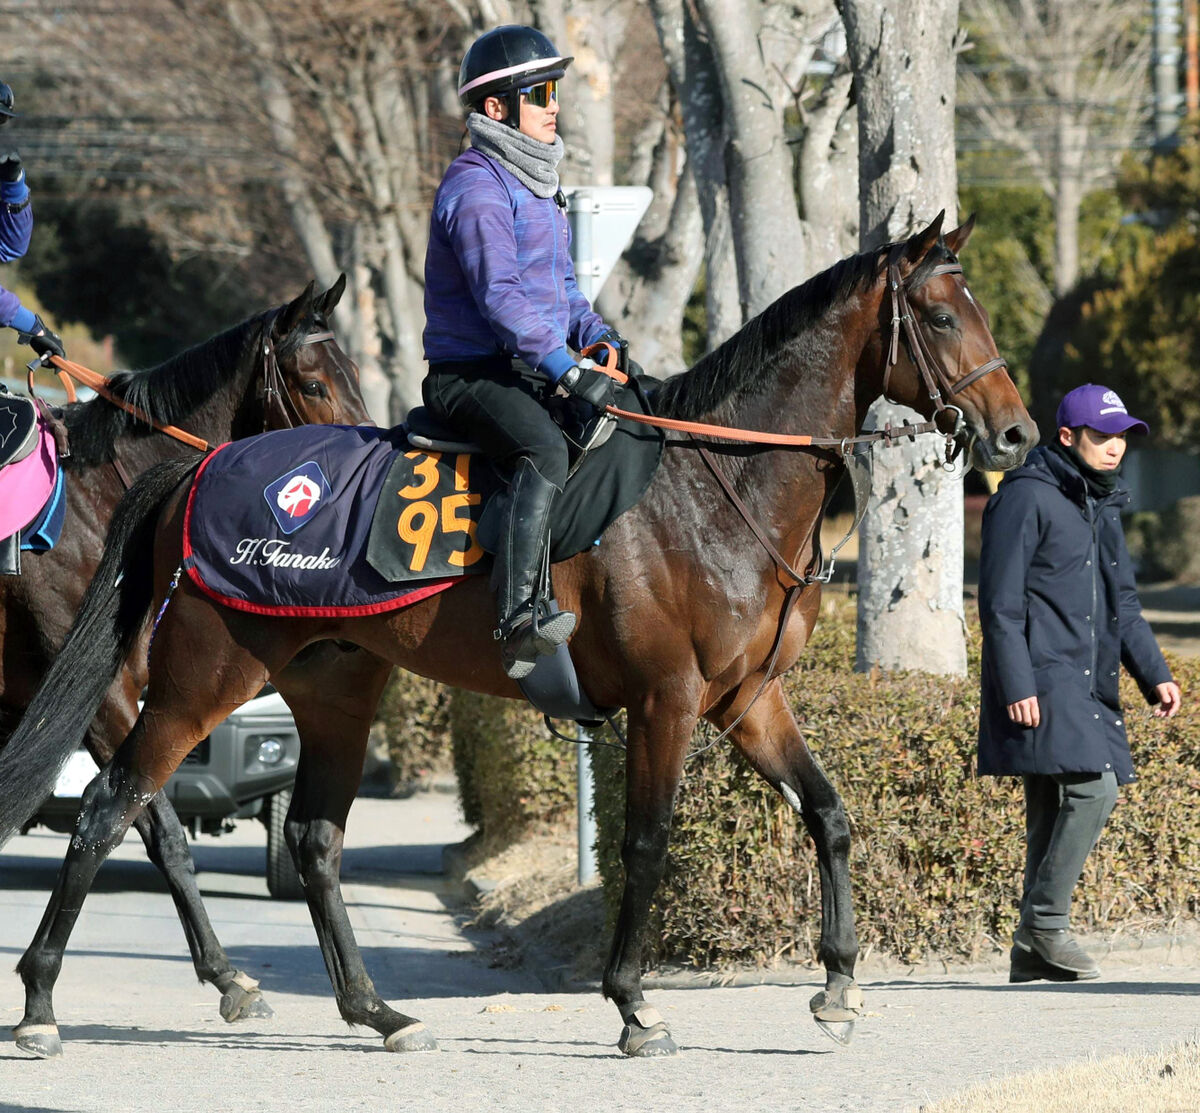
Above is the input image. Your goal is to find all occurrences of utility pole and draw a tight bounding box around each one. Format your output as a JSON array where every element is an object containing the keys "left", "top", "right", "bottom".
[{"left": 1155, "top": 0, "right": 1184, "bottom": 146}]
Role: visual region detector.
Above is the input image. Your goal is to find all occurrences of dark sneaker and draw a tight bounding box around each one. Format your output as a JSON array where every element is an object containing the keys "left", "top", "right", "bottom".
[
  {"left": 1008, "top": 944, "right": 1081, "bottom": 984},
  {"left": 1013, "top": 925, "right": 1100, "bottom": 979}
]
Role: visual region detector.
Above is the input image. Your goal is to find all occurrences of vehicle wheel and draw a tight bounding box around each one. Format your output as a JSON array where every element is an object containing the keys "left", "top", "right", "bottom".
[{"left": 263, "top": 788, "right": 305, "bottom": 900}]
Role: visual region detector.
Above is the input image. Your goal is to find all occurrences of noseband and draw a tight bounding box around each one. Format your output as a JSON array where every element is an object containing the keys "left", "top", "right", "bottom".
[
  {"left": 259, "top": 328, "right": 338, "bottom": 433},
  {"left": 883, "top": 261, "right": 1008, "bottom": 439}
]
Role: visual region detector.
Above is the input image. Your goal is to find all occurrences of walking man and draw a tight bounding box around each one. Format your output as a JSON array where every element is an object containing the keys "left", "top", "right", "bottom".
[{"left": 978, "top": 383, "right": 1182, "bottom": 983}]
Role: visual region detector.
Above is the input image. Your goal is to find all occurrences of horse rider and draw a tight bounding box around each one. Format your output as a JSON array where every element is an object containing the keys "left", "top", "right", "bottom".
[
  {"left": 1, "top": 80, "right": 66, "bottom": 363},
  {"left": 421, "top": 25, "right": 628, "bottom": 680}
]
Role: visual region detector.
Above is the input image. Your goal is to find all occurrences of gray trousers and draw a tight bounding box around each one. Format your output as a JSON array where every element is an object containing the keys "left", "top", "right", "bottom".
[{"left": 1019, "top": 771, "right": 1119, "bottom": 930}]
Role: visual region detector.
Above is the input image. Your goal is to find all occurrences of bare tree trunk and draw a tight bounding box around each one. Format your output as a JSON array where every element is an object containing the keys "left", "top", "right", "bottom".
[
  {"left": 224, "top": 0, "right": 393, "bottom": 420},
  {"left": 695, "top": 0, "right": 809, "bottom": 319},
  {"left": 1052, "top": 114, "right": 1086, "bottom": 296},
  {"left": 840, "top": 0, "right": 968, "bottom": 676},
  {"left": 647, "top": 0, "right": 744, "bottom": 345}
]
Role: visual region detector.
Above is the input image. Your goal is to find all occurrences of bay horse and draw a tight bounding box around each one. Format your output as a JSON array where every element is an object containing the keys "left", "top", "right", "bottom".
[
  {"left": 0, "top": 216, "right": 1036, "bottom": 1059},
  {"left": 0, "top": 276, "right": 370, "bottom": 1026}
]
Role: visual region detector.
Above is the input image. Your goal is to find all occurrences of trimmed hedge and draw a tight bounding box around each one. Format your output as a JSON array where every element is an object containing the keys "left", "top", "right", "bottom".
[
  {"left": 371, "top": 669, "right": 454, "bottom": 792},
  {"left": 591, "top": 594, "right": 1200, "bottom": 967},
  {"left": 449, "top": 689, "right": 577, "bottom": 849}
]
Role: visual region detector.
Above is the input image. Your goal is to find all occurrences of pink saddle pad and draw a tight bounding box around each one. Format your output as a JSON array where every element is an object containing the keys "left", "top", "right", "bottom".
[{"left": 0, "top": 422, "right": 58, "bottom": 539}]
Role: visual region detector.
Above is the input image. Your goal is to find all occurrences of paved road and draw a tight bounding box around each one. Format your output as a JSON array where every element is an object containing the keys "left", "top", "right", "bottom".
[{"left": 2, "top": 792, "right": 1199, "bottom": 1113}]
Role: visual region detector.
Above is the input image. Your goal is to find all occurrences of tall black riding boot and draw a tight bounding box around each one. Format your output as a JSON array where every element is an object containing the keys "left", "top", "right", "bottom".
[{"left": 491, "top": 458, "right": 576, "bottom": 679}]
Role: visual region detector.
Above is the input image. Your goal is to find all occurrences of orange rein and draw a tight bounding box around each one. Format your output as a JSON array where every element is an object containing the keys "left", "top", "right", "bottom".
[
  {"left": 580, "top": 342, "right": 855, "bottom": 450},
  {"left": 32, "top": 354, "right": 211, "bottom": 452}
]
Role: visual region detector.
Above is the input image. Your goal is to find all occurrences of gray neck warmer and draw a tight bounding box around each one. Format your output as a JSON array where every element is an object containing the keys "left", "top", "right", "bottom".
[{"left": 467, "top": 112, "right": 563, "bottom": 199}]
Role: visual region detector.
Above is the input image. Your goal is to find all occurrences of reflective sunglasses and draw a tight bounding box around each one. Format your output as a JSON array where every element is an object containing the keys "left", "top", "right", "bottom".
[{"left": 519, "top": 80, "right": 558, "bottom": 108}]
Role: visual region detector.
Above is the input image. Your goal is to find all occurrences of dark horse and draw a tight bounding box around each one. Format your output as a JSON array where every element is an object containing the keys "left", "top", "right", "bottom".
[
  {"left": 0, "top": 277, "right": 369, "bottom": 1025},
  {"left": 0, "top": 217, "right": 1036, "bottom": 1058}
]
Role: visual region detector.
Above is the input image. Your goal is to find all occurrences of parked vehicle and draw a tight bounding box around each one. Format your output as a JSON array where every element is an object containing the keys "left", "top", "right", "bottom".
[{"left": 29, "top": 688, "right": 304, "bottom": 899}]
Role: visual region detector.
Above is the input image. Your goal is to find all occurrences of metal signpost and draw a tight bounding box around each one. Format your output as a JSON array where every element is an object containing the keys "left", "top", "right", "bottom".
[{"left": 563, "top": 184, "right": 652, "bottom": 884}]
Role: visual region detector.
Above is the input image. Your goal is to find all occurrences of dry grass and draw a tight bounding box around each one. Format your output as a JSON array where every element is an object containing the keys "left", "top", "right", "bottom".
[{"left": 916, "top": 1040, "right": 1200, "bottom": 1112}]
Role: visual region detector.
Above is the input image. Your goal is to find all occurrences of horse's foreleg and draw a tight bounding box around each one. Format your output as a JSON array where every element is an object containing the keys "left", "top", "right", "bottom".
[
  {"left": 132, "top": 794, "right": 273, "bottom": 1022},
  {"left": 277, "top": 654, "right": 436, "bottom": 1053},
  {"left": 601, "top": 700, "right": 693, "bottom": 1058},
  {"left": 723, "top": 678, "right": 862, "bottom": 1045}
]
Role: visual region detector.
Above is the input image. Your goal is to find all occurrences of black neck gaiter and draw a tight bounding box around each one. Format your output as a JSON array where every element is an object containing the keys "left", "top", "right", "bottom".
[{"left": 1050, "top": 440, "right": 1120, "bottom": 497}]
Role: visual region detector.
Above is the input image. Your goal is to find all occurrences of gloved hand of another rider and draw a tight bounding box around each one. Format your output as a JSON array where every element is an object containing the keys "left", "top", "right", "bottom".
[
  {"left": 18, "top": 314, "right": 67, "bottom": 361},
  {"left": 559, "top": 361, "right": 617, "bottom": 415},
  {"left": 0, "top": 145, "right": 22, "bottom": 182}
]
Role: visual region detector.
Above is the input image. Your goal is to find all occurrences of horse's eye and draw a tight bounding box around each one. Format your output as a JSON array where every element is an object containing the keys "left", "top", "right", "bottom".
[
  {"left": 932, "top": 314, "right": 954, "bottom": 330},
  {"left": 302, "top": 380, "right": 327, "bottom": 398}
]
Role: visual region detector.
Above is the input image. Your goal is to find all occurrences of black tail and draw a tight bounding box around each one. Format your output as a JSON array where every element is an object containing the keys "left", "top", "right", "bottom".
[{"left": 0, "top": 456, "right": 199, "bottom": 848}]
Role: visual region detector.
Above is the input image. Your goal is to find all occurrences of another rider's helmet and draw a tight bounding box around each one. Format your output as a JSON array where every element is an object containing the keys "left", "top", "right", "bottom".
[
  {"left": 0, "top": 83, "right": 16, "bottom": 124},
  {"left": 457, "top": 26, "right": 572, "bottom": 127}
]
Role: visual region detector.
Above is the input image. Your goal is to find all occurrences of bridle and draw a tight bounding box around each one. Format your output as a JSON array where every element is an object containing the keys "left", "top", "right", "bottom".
[
  {"left": 258, "top": 326, "right": 337, "bottom": 434},
  {"left": 30, "top": 323, "right": 343, "bottom": 489},
  {"left": 882, "top": 260, "right": 1008, "bottom": 440}
]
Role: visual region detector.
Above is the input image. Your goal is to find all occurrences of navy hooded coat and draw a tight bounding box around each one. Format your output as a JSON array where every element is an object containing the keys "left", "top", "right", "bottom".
[{"left": 977, "top": 444, "right": 1172, "bottom": 784}]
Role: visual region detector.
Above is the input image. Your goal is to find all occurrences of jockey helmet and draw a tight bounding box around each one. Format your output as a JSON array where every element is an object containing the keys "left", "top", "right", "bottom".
[
  {"left": 457, "top": 25, "right": 572, "bottom": 121},
  {"left": 0, "top": 83, "right": 16, "bottom": 122}
]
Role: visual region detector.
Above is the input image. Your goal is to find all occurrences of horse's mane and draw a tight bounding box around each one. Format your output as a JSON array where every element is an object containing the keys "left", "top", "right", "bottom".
[
  {"left": 653, "top": 238, "right": 956, "bottom": 421},
  {"left": 62, "top": 305, "right": 319, "bottom": 467}
]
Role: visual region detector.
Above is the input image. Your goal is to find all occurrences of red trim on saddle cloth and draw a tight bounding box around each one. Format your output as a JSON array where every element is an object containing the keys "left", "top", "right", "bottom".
[{"left": 181, "top": 442, "right": 461, "bottom": 618}]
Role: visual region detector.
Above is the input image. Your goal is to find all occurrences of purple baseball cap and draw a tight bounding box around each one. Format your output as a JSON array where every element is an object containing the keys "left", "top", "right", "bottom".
[{"left": 1055, "top": 383, "right": 1149, "bottom": 436}]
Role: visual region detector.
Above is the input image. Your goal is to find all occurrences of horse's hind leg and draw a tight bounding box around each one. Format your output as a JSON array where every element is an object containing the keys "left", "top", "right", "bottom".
[
  {"left": 723, "top": 678, "right": 862, "bottom": 1045},
  {"left": 132, "top": 794, "right": 273, "bottom": 1022},
  {"left": 275, "top": 650, "right": 437, "bottom": 1053},
  {"left": 92, "top": 676, "right": 273, "bottom": 1023},
  {"left": 15, "top": 644, "right": 274, "bottom": 1058}
]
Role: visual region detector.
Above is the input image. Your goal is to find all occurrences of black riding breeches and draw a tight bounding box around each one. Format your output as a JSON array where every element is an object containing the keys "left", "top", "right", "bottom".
[{"left": 422, "top": 359, "right": 569, "bottom": 491}]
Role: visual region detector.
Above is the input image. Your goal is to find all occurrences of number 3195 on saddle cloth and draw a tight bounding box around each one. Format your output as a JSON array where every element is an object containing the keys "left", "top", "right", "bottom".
[{"left": 182, "top": 424, "right": 477, "bottom": 617}]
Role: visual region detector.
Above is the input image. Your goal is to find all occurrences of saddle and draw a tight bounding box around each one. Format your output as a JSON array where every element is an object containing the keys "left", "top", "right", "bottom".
[
  {"left": 0, "top": 388, "right": 65, "bottom": 575},
  {"left": 391, "top": 397, "right": 647, "bottom": 726}
]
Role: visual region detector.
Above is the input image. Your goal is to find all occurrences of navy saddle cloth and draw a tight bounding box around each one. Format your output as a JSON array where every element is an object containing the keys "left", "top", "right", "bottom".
[{"left": 183, "top": 384, "right": 663, "bottom": 615}]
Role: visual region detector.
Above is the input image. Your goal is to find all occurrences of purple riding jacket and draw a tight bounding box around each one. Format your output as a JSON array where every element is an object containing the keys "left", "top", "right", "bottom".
[
  {"left": 0, "top": 171, "right": 33, "bottom": 329},
  {"left": 422, "top": 148, "right": 608, "bottom": 382}
]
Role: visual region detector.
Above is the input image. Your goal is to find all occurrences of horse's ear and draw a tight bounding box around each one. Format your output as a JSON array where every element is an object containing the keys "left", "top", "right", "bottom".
[
  {"left": 943, "top": 214, "right": 976, "bottom": 257},
  {"left": 318, "top": 273, "right": 347, "bottom": 316},
  {"left": 274, "top": 280, "right": 316, "bottom": 339},
  {"left": 903, "top": 211, "right": 946, "bottom": 266}
]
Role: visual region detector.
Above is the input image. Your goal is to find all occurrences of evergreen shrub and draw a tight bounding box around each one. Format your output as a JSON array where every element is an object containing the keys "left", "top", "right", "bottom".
[
  {"left": 371, "top": 669, "right": 455, "bottom": 791},
  {"left": 592, "top": 594, "right": 1200, "bottom": 967},
  {"left": 449, "top": 690, "right": 577, "bottom": 850}
]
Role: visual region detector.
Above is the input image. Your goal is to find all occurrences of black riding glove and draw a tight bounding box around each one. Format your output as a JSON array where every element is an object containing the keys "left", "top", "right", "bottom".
[
  {"left": 0, "top": 145, "right": 21, "bottom": 182},
  {"left": 18, "top": 314, "right": 66, "bottom": 360},
  {"left": 559, "top": 362, "right": 617, "bottom": 414}
]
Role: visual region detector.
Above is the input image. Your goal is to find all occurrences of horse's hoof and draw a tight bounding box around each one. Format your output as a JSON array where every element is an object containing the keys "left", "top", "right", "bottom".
[
  {"left": 809, "top": 981, "right": 863, "bottom": 1047},
  {"left": 14, "top": 1023, "right": 63, "bottom": 1059},
  {"left": 218, "top": 972, "right": 274, "bottom": 1023},
  {"left": 220, "top": 987, "right": 274, "bottom": 1022},
  {"left": 384, "top": 1022, "right": 438, "bottom": 1053},
  {"left": 617, "top": 1005, "right": 678, "bottom": 1057},
  {"left": 814, "top": 1018, "right": 856, "bottom": 1046}
]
